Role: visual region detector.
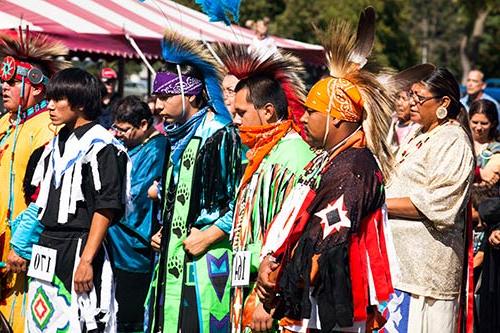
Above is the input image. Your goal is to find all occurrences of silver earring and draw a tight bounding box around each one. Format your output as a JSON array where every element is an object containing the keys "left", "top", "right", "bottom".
[{"left": 436, "top": 106, "right": 447, "bottom": 120}]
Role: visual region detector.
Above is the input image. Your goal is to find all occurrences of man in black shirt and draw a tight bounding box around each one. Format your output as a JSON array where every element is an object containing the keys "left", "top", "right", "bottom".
[{"left": 20, "top": 68, "right": 128, "bottom": 332}]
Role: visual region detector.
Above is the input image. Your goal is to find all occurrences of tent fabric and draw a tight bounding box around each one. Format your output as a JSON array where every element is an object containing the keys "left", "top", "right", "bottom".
[{"left": 0, "top": 0, "right": 324, "bottom": 63}]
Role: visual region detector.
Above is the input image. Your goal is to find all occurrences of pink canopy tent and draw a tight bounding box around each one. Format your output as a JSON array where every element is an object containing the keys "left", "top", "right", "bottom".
[{"left": 0, "top": 0, "right": 324, "bottom": 64}]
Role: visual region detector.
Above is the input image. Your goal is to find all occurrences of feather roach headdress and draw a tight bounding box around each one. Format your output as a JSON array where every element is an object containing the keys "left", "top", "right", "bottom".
[
  {"left": 0, "top": 27, "right": 69, "bottom": 83},
  {"left": 214, "top": 42, "right": 307, "bottom": 126},
  {"left": 158, "top": 29, "right": 231, "bottom": 122},
  {"left": 308, "top": 7, "right": 395, "bottom": 180}
]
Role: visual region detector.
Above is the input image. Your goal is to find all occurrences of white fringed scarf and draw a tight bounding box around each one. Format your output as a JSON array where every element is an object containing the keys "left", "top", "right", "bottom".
[{"left": 31, "top": 124, "right": 131, "bottom": 224}]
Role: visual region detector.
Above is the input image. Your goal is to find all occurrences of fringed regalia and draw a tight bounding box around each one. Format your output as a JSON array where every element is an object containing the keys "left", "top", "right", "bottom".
[
  {"left": 213, "top": 43, "right": 314, "bottom": 333},
  {"left": 231, "top": 130, "right": 313, "bottom": 333},
  {"left": 260, "top": 7, "right": 397, "bottom": 332},
  {"left": 263, "top": 131, "right": 394, "bottom": 332},
  {"left": 0, "top": 29, "right": 69, "bottom": 331},
  {"left": 144, "top": 31, "right": 242, "bottom": 333},
  {"left": 25, "top": 122, "right": 129, "bottom": 332}
]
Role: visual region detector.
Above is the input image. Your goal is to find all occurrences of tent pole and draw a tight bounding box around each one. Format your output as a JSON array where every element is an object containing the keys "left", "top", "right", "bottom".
[
  {"left": 118, "top": 58, "right": 125, "bottom": 97},
  {"left": 147, "top": 66, "right": 152, "bottom": 96}
]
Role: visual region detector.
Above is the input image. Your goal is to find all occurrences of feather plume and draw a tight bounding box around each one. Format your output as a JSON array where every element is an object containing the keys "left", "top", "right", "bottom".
[
  {"left": 388, "top": 63, "right": 436, "bottom": 92},
  {"left": 214, "top": 42, "right": 307, "bottom": 126},
  {"left": 161, "top": 30, "right": 231, "bottom": 121},
  {"left": 195, "top": 0, "right": 240, "bottom": 25},
  {"left": 0, "top": 30, "right": 69, "bottom": 76},
  {"left": 351, "top": 6, "right": 376, "bottom": 68},
  {"left": 347, "top": 70, "right": 394, "bottom": 181},
  {"left": 317, "top": 8, "right": 394, "bottom": 180}
]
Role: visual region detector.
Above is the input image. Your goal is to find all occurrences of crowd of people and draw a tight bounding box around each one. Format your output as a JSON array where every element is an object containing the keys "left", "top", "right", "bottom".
[{"left": 0, "top": 6, "right": 499, "bottom": 333}]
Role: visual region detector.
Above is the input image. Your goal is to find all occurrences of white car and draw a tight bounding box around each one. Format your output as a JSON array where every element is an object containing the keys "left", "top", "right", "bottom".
[{"left": 124, "top": 80, "right": 148, "bottom": 97}]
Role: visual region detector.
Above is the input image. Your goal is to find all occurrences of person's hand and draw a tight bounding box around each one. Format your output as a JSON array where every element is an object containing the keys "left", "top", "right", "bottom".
[
  {"left": 183, "top": 228, "right": 210, "bottom": 257},
  {"left": 479, "top": 167, "right": 500, "bottom": 187},
  {"left": 256, "top": 255, "right": 279, "bottom": 303},
  {"left": 74, "top": 259, "right": 93, "bottom": 293},
  {"left": 489, "top": 230, "right": 500, "bottom": 248},
  {"left": 151, "top": 228, "right": 162, "bottom": 252},
  {"left": 250, "top": 302, "right": 274, "bottom": 332},
  {"left": 6, "top": 249, "right": 27, "bottom": 273},
  {"left": 148, "top": 181, "right": 159, "bottom": 201}
]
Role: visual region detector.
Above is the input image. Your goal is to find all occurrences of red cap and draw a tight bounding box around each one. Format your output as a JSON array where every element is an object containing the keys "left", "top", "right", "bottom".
[{"left": 100, "top": 67, "right": 117, "bottom": 80}]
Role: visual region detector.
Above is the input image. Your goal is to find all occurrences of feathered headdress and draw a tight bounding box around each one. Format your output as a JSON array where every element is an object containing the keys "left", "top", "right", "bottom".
[
  {"left": 0, "top": 27, "right": 69, "bottom": 84},
  {"left": 214, "top": 42, "right": 307, "bottom": 127},
  {"left": 195, "top": 0, "right": 241, "bottom": 25},
  {"left": 306, "top": 7, "right": 394, "bottom": 180},
  {"left": 159, "top": 29, "right": 232, "bottom": 121}
]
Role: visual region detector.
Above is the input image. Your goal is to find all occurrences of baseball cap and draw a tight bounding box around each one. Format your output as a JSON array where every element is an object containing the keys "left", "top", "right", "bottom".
[{"left": 101, "top": 67, "right": 117, "bottom": 80}]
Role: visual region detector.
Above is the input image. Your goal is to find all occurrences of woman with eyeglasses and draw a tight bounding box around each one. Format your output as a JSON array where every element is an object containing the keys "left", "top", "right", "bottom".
[{"left": 382, "top": 67, "right": 475, "bottom": 332}]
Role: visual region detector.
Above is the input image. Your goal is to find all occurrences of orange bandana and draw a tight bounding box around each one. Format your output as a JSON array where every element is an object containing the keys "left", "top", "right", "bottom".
[
  {"left": 304, "top": 77, "right": 363, "bottom": 122},
  {"left": 239, "top": 120, "right": 299, "bottom": 186}
]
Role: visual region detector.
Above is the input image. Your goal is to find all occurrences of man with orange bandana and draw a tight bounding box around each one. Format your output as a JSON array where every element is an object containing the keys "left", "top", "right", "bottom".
[
  {"left": 255, "top": 8, "right": 397, "bottom": 332},
  {"left": 0, "top": 30, "right": 68, "bottom": 330},
  {"left": 214, "top": 44, "right": 314, "bottom": 333}
]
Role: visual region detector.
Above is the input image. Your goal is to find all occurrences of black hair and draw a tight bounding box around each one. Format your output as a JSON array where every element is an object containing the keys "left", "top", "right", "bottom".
[
  {"left": 422, "top": 67, "right": 474, "bottom": 145},
  {"left": 112, "top": 95, "right": 154, "bottom": 128},
  {"left": 470, "top": 99, "right": 499, "bottom": 140},
  {"left": 234, "top": 75, "right": 288, "bottom": 120},
  {"left": 46, "top": 68, "right": 101, "bottom": 120},
  {"left": 160, "top": 62, "right": 207, "bottom": 107},
  {"left": 146, "top": 95, "right": 157, "bottom": 104}
]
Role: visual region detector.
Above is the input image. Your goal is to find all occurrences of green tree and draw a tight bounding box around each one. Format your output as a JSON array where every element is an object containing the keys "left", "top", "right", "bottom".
[{"left": 172, "top": 1, "right": 499, "bottom": 79}]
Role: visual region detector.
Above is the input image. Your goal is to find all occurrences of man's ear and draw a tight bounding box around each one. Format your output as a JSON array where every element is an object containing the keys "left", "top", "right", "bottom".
[
  {"left": 262, "top": 103, "right": 277, "bottom": 123},
  {"left": 332, "top": 117, "right": 342, "bottom": 127},
  {"left": 140, "top": 119, "right": 149, "bottom": 131},
  {"left": 31, "top": 84, "right": 45, "bottom": 98}
]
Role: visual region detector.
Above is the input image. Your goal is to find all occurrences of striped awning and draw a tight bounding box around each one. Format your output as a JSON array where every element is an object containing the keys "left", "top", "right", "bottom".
[{"left": 0, "top": 0, "right": 324, "bottom": 63}]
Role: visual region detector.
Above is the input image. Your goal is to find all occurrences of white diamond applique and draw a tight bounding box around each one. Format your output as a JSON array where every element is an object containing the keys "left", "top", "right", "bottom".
[{"left": 314, "top": 195, "right": 351, "bottom": 240}]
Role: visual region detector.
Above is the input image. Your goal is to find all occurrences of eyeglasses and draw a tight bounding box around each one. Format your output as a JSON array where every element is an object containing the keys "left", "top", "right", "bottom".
[
  {"left": 111, "top": 123, "right": 133, "bottom": 134},
  {"left": 408, "top": 91, "right": 442, "bottom": 105}
]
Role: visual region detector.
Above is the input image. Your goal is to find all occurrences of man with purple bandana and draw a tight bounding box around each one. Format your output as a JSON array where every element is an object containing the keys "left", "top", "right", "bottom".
[{"left": 144, "top": 31, "right": 241, "bottom": 333}]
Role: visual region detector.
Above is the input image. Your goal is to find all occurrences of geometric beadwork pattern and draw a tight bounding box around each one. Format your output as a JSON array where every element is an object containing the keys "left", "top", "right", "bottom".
[
  {"left": 206, "top": 252, "right": 229, "bottom": 302},
  {"left": 31, "top": 286, "right": 55, "bottom": 330}
]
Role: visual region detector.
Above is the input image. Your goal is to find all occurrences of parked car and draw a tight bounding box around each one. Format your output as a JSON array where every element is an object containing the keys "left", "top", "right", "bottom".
[
  {"left": 460, "top": 78, "right": 500, "bottom": 102},
  {"left": 485, "top": 78, "right": 500, "bottom": 102},
  {"left": 124, "top": 80, "right": 148, "bottom": 97}
]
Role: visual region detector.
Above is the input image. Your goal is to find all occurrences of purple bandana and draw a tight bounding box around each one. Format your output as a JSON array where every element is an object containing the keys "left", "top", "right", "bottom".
[{"left": 153, "top": 71, "right": 203, "bottom": 95}]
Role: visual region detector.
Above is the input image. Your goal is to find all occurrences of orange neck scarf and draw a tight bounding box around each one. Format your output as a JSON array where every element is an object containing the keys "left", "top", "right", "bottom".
[{"left": 239, "top": 120, "right": 299, "bottom": 186}]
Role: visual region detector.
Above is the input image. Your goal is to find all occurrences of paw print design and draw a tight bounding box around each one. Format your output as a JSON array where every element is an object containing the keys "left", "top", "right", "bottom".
[
  {"left": 168, "top": 255, "right": 183, "bottom": 279},
  {"left": 176, "top": 183, "right": 189, "bottom": 206},
  {"left": 182, "top": 148, "right": 195, "bottom": 170},
  {"left": 172, "top": 216, "right": 186, "bottom": 239}
]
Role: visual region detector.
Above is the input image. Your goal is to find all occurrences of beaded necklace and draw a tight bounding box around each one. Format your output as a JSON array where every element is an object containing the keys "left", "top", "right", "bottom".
[{"left": 397, "top": 121, "right": 454, "bottom": 165}]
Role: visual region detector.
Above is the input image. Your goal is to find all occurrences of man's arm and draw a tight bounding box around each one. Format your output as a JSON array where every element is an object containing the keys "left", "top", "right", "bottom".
[{"left": 73, "top": 208, "right": 113, "bottom": 293}]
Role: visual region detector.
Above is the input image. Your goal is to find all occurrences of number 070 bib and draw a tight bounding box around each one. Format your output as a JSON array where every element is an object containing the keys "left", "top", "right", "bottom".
[{"left": 27, "top": 244, "right": 57, "bottom": 283}]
